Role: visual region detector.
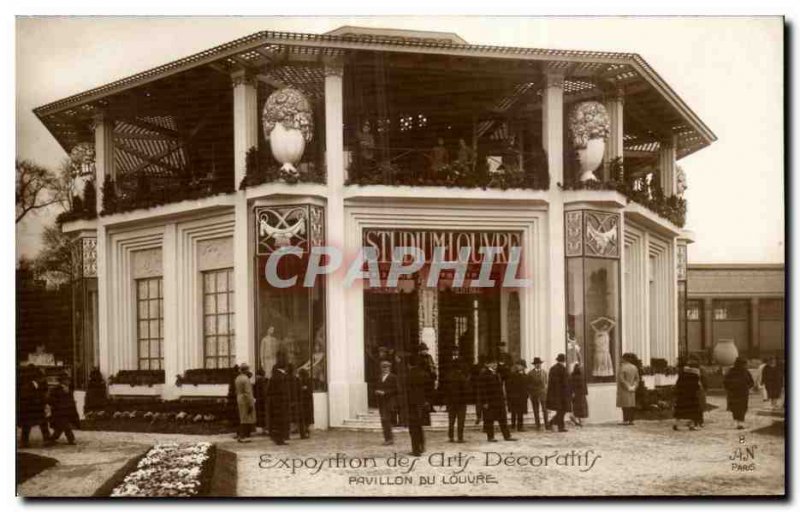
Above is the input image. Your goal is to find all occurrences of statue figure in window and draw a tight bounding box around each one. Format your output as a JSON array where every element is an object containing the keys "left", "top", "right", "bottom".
[{"left": 590, "top": 317, "right": 616, "bottom": 377}]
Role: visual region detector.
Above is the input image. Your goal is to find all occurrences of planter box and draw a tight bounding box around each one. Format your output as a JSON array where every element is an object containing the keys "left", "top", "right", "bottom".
[
  {"left": 109, "top": 384, "right": 164, "bottom": 396},
  {"left": 177, "top": 384, "right": 228, "bottom": 397}
]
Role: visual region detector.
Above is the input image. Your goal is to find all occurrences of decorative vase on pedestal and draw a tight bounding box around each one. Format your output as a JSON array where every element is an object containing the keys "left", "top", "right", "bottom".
[
  {"left": 269, "top": 123, "right": 306, "bottom": 174},
  {"left": 713, "top": 338, "right": 739, "bottom": 367},
  {"left": 568, "top": 101, "right": 611, "bottom": 182},
  {"left": 262, "top": 87, "right": 314, "bottom": 178},
  {"left": 577, "top": 138, "right": 606, "bottom": 182}
]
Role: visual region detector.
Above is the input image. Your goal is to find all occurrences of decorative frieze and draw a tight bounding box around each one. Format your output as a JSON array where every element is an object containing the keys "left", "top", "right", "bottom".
[
  {"left": 676, "top": 244, "right": 687, "bottom": 281},
  {"left": 82, "top": 237, "right": 98, "bottom": 277},
  {"left": 565, "top": 211, "right": 583, "bottom": 257},
  {"left": 255, "top": 204, "right": 325, "bottom": 255},
  {"left": 584, "top": 211, "right": 620, "bottom": 258}
]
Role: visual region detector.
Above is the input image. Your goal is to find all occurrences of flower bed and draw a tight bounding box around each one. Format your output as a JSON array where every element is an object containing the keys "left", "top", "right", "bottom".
[{"left": 110, "top": 442, "right": 215, "bottom": 497}]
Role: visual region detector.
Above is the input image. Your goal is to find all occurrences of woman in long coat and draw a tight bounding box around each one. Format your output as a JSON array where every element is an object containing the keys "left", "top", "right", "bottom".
[
  {"left": 253, "top": 368, "right": 270, "bottom": 435},
  {"left": 724, "top": 357, "right": 754, "bottom": 429},
  {"left": 617, "top": 353, "right": 639, "bottom": 425},
  {"left": 570, "top": 363, "right": 588, "bottom": 426},
  {"left": 761, "top": 357, "right": 783, "bottom": 408},
  {"left": 235, "top": 364, "right": 256, "bottom": 442},
  {"left": 673, "top": 360, "right": 702, "bottom": 431}
]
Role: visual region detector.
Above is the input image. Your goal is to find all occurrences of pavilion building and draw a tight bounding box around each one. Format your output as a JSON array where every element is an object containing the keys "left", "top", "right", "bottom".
[{"left": 35, "top": 26, "right": 715, "bottom": 426}]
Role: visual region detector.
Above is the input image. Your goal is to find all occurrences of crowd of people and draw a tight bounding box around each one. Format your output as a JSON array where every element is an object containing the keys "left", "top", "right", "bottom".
[
  {"left": 18, "top": 349, "right": 784, "bottom": 454},
  {"left": 369, "top": 343, "right": 603, "bottom": 456},
  {"left": 227, "top": 360, "right": 313, "bottom": 445},
  {"left": 17, "top": 366, "right": 80, "bottom": 447}
]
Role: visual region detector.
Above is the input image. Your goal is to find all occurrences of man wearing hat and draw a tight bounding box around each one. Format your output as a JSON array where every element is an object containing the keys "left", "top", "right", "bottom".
[
  {"left": 527, "top": 357, "right": 549, "bottom": 430},
  {"left": 418, "top": 343, "right": 437, "bottom": 411},
  {"left": 546, "top": 354, "right": 571, "bottom": 432},
  {"left": 477, "top": 357, "right": 517, "bottom": 442},
  {"left": 235, "top": 363, "right": 256, "bottom": 442}
]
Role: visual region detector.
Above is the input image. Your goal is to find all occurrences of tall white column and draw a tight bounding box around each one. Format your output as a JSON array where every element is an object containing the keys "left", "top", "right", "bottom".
[
  {"left": 542, "top": 71, "right": 566, "bottom": 364},
  {"left": 232, "top": 70, "right": 259, "bottom": 189},
  {"left": 96, "top": 224, "right": 109, "bottom": 377},
  {"left": 658, "top": 134, "right": 677, "bottom": 196},
  {"left": 232, "top": 70, "right": 258, "bottom": 368},
  {"left": 604, "top": 88, "right": 624, "bottom": 181},
  {"left": 161, "top": 223, "right": 180, "bottom": 399},
  {"left": 323, "top": 59, "right": 358, "bottom": 426},
  {"left": 93, "top": 113, "right": 114, "bottom": 213}
]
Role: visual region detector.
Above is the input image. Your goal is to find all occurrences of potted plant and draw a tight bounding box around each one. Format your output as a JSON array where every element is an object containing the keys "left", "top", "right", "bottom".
[
  {"left": 568, "top": 101, "right": 610, "bottom": 182},
  {"left": 262, "top": 87, "right": 314, "bottom": 179}
]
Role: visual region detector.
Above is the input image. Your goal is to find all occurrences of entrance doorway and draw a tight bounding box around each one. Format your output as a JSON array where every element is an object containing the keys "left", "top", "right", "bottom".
[
  {"left": 438, "top": 289, "right": 501, "bottom": 368},
  {"left": 363, "top": 290, "right": 419, "bottom": 407}
]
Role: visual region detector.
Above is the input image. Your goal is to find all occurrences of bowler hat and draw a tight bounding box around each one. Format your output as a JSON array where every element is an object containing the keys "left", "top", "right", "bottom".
[
  {"left": 532, "top": 357, "right": 543, "bottom": 365},
  {"left": 419, "top": 343, "right": 429, "bottom": 351},
  {"left": 556, "top": 353, "right": 566, "bottom": 363}
]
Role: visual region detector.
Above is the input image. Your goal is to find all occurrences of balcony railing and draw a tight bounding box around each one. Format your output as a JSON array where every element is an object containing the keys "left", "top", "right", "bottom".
[
  {"left": 100, "top": 171, "right": 235, "bottom": 217},
  {"left": 239, "top": 146, "right": 326, "bottom": 189},
  {"left": 344, "top": 145, "right": 549, "bottom": 190},
  {"left": 560, "top": 158, "right": 687, "bottom": 228}
]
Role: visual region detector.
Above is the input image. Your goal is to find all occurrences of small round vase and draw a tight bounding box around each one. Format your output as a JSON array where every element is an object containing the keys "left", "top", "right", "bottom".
[
  {"left": 713, "top": 338, "right": 739, "bottom": 367},
  {"left": 577, "top": 138, "right": 605, "bottom": 182},
  {"left": 269, "top": 123, "right": 306, "bottom": 174}
]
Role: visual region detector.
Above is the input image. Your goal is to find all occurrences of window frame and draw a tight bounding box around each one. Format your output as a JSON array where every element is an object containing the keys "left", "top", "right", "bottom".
[
  {"left": 135, "top": 277, "right": 164, "bottom": 370},
  {"left": 201, "top": 267, "right": 236, "bottom": 369}
]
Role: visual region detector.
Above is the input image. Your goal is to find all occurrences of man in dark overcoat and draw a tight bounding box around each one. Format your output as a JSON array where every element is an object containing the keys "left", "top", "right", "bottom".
[
  {"left": 477, "top": 358, "right": 516, "bottom": 442},
  {"left": 441, "top": 348, "right": 471, "bottom": 443},
  {"left": 546, "top": 353, "right": 571, "bottom": 432},
  {"left": 403, "top": 354, "right": 430, "bottom": 456},
  {"left": 45, "top": 374, "right": 79, "bottom": 445},
  {"left": 18, "top": 366, "right": 50, "bottom": 447},
  {"left": 267, "top": 361, "right": 291, "bottom": 445},
  {"left": 374, "top": 360, "right": 399, "bottom": 445}
]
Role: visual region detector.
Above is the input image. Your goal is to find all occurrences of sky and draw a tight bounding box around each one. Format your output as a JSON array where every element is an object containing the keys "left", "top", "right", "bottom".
[{"left": 15, "top": 16, "right": 785, "bottom": 264}]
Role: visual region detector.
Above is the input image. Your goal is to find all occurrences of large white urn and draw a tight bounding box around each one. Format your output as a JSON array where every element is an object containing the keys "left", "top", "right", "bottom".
[
  {"left": 262, "top": 87, "right": 314, "bottom": 177},
  {"left": 269, "top": 123, "right": 306, "bottom": 174},
  {"left": 713, "top": 338, "right": 739, "bottom": 367},
  {"left": 577, "top": 138, "right": 606, "bottom": 182},
  {"left": 569, "top": 101, "right": 611, "bottom": 182}
]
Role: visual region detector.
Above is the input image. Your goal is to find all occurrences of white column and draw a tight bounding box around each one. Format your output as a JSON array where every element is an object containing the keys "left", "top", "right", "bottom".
[
  {"left": 93, "top": 113, "right": 114, "bottom": 213},
  {"left": 604, "top": 89, "right": 624, "bottom": 181},
  {"left": 658, "top": 134, "right": 677, "bottom": 196},
  {"left": 232, "top": 70, "right": 258, "bottom": 368},
  {"left": 643, "top": 232, "right": 652, "bottom": 364},
  {"left": 96, "top": 224, "right": 109, "bottom": 378},
  {"left": 323, "top": 59, "right": 359, "bottom": 426},
  {"left": 161, "top": 223, "right": 180, "bottom": 399},
  {"left": 232, "top": 70, "right": 259, "bottom": 189},
  {"left": 542, "top": 71, "right": 566, "bottom": 364}
]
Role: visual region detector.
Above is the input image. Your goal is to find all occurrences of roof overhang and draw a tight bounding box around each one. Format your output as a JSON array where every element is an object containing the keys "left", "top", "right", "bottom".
[{"left": 33, "top": 28, "right": 716, "bottom": 159}]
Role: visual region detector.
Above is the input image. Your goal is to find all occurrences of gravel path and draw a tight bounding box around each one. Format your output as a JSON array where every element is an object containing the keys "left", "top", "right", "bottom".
[
  {"left": 16, "top": 394, "right": 784, "bottom": 497},
  {"left": 229, "top": 394, "right": 784, "bottom": 497}
]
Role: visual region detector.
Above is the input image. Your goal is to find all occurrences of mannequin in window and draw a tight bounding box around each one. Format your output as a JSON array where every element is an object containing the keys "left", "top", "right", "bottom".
[
  {"left": 259, "top": 326, "right": 279, "bottom": 374},
  {"left": 566, "top": 330, "right": 581, "bottom": 374},
  {"left": 590, "top": 317, "right": 616, "bottom": 377},
  {"left": 357, "top": 121, "right": 375, "bottom": 164},
  {"left": 430, "top": 137, "right": 449, "bottom": 173}
]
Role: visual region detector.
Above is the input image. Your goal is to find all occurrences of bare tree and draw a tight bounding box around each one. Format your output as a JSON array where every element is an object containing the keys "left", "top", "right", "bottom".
[
  {"left": 15, "top": 159, "right": 57, "bottom": 223},
  {"left": 32, "top": 223, "right": 74, "bottom": 286}
]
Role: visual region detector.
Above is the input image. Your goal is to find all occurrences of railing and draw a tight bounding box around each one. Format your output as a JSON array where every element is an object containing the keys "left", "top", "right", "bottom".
[
  {"left": 560, "top": 158, "right": 687, "bottom": 228},
  {"left": 100, "top": 170, "right": 235, "bottom": 216},
  {"left": 239, "top": 146, "right": 326, "bottom": 189},
  {"left": 345, "top": 145, "right": 549, "bottom": 190}
]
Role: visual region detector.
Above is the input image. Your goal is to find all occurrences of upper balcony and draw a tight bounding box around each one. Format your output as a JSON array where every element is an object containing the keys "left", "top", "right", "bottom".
[{"left": 34, "top": 26, "right": 715, "bottom": 224}]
